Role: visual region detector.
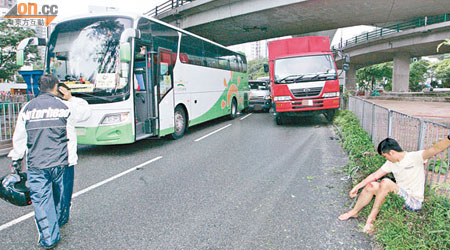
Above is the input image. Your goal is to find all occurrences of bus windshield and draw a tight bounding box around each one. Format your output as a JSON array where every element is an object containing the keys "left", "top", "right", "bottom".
[
  {"left": 47, "top": 16, "right": 133, "bottom": 103},
  {"left": 274, "top": 54, "right": 337, "bottom": 84}
]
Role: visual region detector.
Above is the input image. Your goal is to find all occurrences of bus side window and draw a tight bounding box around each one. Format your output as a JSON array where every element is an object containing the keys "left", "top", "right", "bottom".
[
  {"left": 159, "top": 62, "right": 171, "bottom": 97},
  {"left": 134, "top": 44, "right": 147, "bottom": 91},
  {"left": 134, "top": 59, "right": 146, "bottom": 91},
  {"left": 135, "top": 73, "right": 145, "bottom": 91}
]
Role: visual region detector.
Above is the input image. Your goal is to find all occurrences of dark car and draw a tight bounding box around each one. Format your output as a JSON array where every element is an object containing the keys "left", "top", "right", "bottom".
[{"left": 248, "top": 79, "right": 271, "bottom": 112}]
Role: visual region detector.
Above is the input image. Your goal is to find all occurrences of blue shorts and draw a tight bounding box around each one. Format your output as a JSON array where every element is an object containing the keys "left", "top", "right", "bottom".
[{"left": 397, "top": 187, "right": 422, "bottom": 212}]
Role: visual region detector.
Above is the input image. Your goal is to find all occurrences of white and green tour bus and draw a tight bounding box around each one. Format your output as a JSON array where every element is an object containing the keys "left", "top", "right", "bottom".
[{"left": 17, "top": 13, "right": 249, "bottom": 144}]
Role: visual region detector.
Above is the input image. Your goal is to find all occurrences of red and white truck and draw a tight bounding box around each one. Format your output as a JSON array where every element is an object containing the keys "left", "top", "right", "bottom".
[{"left": 267, "top": 36, "right": 340, "bottom": 125}]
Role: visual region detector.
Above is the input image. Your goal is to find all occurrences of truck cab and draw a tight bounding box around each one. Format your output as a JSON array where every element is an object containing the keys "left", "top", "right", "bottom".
[{"left": 268, "top": 37, "right": 340, "bottom": 124}]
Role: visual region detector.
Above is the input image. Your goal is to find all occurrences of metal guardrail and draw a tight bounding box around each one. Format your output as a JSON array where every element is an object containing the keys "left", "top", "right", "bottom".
[
  {"left": 0, "top": 102, "right": 25, "bottom": 142},
  {"left": 349, "top": 96, "right": 450, "bottom": 197},
  {"left": 144, "top": 0, "right": 195, "bottom": 17},
  {"left": 0, "top": 95, "right": 28, "bottom": 103},
  {"left": 332, "top": 13, "right": 450, "bottom": 51}
]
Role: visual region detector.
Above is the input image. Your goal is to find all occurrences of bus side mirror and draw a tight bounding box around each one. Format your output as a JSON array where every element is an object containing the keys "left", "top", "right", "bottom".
[
  {"left": 120, "top": 42, "right": 131, "bottom": 63},
  {"left": 119, "top": 28, "right": 140, "bottom": 63},
  {"left": 16, "top": 37, "right": 46, "bottom": 67},
  {"left": 16, "top": 50, "right": 24, "bottom": 66},
  {"left": 263, "top": 64, "right": 269, "bottom": 73}
]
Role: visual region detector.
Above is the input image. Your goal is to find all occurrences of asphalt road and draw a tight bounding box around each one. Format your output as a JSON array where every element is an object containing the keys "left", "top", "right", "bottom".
[{"left": 0, "top": 112, "right": 371, "bottom": 250}]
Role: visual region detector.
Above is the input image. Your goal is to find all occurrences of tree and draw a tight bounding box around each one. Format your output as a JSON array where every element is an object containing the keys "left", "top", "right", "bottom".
[
  {"left": 0, "top": 19, "right": 39, "bottom": 81},
  {"left": 356, "top": 62, "right": 392, "bottom": 91},
  {"left": 409, "top": 59, "right": 429, "bottom": 92},
  {"left": 430, "top": 59, "right": 450, "bottom": 88},
  {"left": 247, "top": 58, "right": 268, "bottom": 80}
]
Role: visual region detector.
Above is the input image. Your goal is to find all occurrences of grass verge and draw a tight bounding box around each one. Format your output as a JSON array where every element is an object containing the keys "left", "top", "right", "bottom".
[{"left": 334, "top": 110, "right": 450, "bottom": 250}]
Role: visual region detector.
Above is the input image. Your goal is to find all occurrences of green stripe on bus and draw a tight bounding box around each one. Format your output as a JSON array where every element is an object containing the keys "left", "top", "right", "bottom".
[
  {"left": 190, "top": 72, "right": 248, "bottom": 126},
  {"left": 77, "top": 123, "right": 134, "bottom": 145},
  {"left": 159, "top": 127, "right": 175, "bottom": 136}
]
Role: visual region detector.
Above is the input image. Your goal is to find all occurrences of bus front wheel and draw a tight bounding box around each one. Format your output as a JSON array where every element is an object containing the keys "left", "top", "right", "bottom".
[{"left": 171, "top": 106, "right": 186, "bottom": 140}]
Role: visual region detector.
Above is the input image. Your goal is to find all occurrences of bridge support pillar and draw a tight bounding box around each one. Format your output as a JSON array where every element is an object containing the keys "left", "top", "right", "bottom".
[
  {"left": 344, "top": 66, "right": 357, "bottom": 93},
  {"left": 392, "top": 53, "right": 410, "bottom": 92}
]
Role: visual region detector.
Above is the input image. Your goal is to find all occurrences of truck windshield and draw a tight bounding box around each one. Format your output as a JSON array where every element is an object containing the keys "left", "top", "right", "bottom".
[
  {"left": 274, "top": 54, "right": 337, "bottom": 83},
  {"left": 47, "top": 16, "right": 133, "bottom": 103}
]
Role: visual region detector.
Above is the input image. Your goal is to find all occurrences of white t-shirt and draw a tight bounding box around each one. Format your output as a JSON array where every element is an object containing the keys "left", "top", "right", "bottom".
[{"left": 380, "top": 150, "right": 425, "bottom": 202}]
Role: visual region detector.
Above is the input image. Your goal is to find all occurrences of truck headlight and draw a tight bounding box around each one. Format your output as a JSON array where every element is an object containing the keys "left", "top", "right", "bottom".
[
  {"left": 322, "top": 92, "right": 340, "bottom": 98},
  {"left": 274, "top": 96, "right": 291, "bottom": 101},
  {"left": 100, "top": 112, "right": 129, "bottom": 125}
]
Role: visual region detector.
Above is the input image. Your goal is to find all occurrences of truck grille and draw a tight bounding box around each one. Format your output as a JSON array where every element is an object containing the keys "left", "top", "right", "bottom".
[
  {"left": 292, "top": 100, "right": 324, "bottom": 109},
  {"left": 291, "top": 87, "right": 322, "bottom": 98}
]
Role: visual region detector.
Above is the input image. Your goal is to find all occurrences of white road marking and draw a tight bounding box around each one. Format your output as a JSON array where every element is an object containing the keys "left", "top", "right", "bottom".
[
  {"left": 194, "top": 124, "right": 232, "bottom": 142},
  {"left": 240, "top": 113, "right": 252, "bottom": 120},
  {"left": 0, "top": 156, "right": 163, "bottom": 232},
  {"left": 0, "top": 213, "right": 34, "bottom": 232},
  {"left": 72, "top": 156, "right": 162, "bottom": 198}
]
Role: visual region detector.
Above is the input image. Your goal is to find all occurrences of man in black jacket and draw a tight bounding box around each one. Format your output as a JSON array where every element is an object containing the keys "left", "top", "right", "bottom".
[{"left": 8, "top": 75, "right": 91, "bottom": 248}]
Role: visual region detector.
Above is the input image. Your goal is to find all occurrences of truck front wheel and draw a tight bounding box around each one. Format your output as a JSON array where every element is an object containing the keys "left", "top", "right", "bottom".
[
  {"left": 275, "top": 113, "right": 284, "bottom": 125},
  {"left": 324, "top": 109, "right": 336, "bottom": 122}
]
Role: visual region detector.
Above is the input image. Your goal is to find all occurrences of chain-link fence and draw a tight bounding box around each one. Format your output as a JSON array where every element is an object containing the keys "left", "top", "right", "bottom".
[{"left": 349, "top": 96, "right": 449, "bottom": 197}]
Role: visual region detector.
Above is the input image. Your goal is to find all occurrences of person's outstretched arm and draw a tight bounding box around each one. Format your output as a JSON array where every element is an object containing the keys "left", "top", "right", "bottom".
[{"left": 422, "top": 135, "right": 450, "bottom": 161}]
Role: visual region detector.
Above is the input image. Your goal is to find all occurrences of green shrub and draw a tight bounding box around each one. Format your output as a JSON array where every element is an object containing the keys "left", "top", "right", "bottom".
[
  {"left": 375, "top": 192, "right": 450, "bottom": 250},
  {"left": 334, "top": 110, "right": 385, "bottom": 183},
  {"left": 427, "top": 154, "right": 449, "bottom": 174}
]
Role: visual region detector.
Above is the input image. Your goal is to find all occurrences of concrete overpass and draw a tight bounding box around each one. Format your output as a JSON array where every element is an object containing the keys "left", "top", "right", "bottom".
[
  {"left": 334, "top": 20, "right": 450, "bottom": 92},
  {"left": 149, "top": 0, "right": 450, "bottom": 46}
]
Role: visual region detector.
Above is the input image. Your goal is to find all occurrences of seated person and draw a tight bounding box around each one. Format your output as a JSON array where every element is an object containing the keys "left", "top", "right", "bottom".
[{"left": 338, "top": 136, "right": 450, "bottom": 234}]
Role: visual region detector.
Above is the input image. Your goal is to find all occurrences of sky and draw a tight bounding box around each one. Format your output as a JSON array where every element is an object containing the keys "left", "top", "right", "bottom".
[{"left": 331, "top": 25, "right": 376, "bottom": 47}]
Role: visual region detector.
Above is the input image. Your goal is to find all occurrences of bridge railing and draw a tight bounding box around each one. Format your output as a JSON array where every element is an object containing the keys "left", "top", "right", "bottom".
[
  {"left": 348, "top": 96, "right": 450, "bottom": 197},
  {"left": 144, "top": 0, "right": 195, "bottom": 17},
  {"left": 333, "top": 13, "right": 450, "bottom": 50}
]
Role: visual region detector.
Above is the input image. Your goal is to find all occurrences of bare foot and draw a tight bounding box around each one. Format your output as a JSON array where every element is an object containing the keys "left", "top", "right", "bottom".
[
  {"left": 338, "top": 211, "right": 358, "bottom": 221},
  {"left": 363, "top": 223, "right": 374, "bottom": 234}
]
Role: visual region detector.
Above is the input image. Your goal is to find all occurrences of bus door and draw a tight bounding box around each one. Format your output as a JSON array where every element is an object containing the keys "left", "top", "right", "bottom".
[
  {"left": 133, "top": 43, "right": 157, "bottom": 139},
  {"left": 156, "top": 48, "right": 175, "bottom": 136}
]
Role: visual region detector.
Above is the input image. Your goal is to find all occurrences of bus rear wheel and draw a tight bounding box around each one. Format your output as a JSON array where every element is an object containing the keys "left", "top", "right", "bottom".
[
  {"left": 228, "top": 98, "right": 237, "bottom": 120},
  {"left": 171, "top": 106, "right": 186, "bottom": 140}
]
